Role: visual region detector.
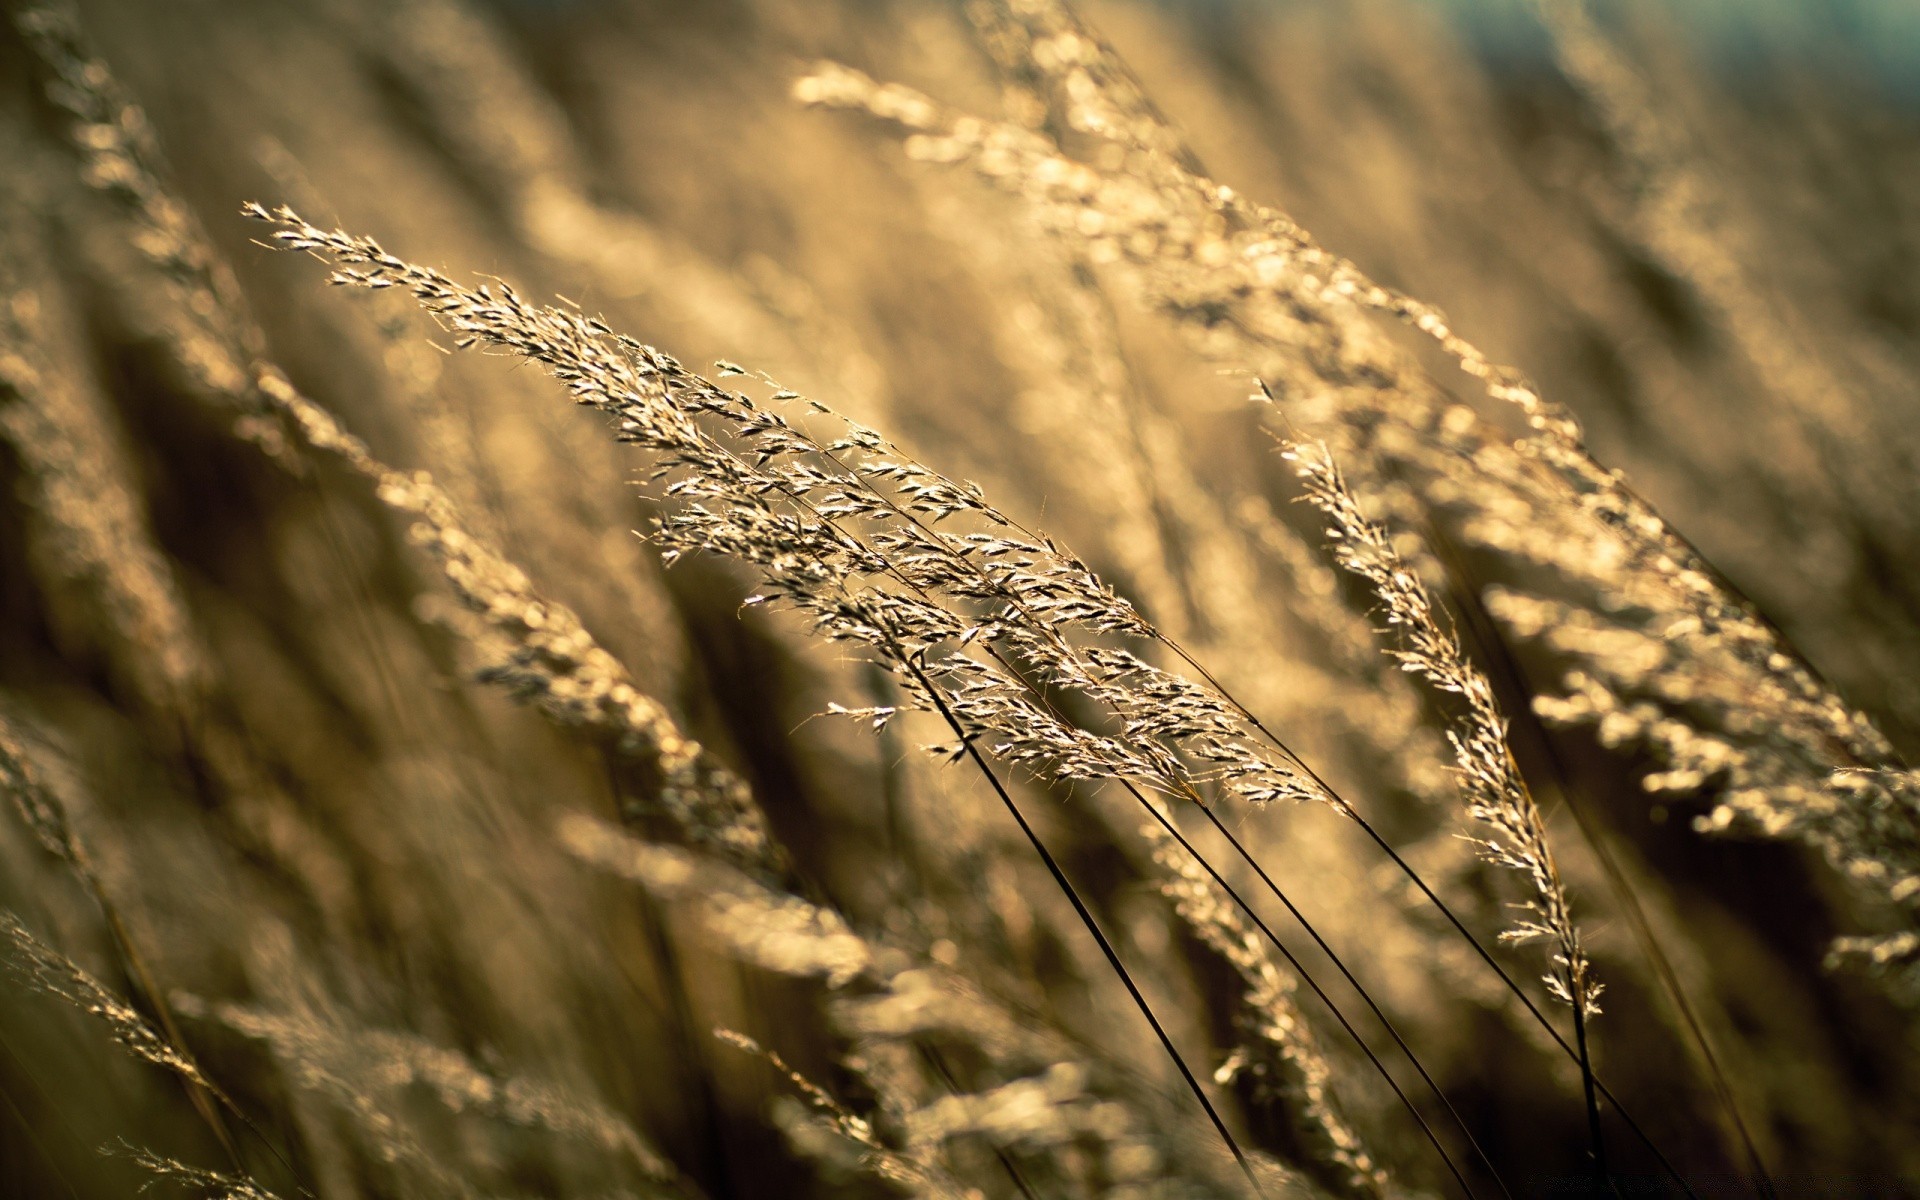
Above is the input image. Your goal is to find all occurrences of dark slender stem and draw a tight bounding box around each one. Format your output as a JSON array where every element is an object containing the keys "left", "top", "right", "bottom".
[
  {"left": 59, "top": 794, "right": 311, "bottom": 1195},
  {"left": 1429, "top": 523, "right": 1775, "bottom": 1200},
  {"left": 919, "top": 1045, "right": 1041, "bottom": 1200},
  {"left": 963, "top": 423, "right": 1683, "bottom": 1188},
  {"left": 973, "top": 631, "right": 1491, "bottom": 1192},
  {"left": 1347, "top": 811, "right": 1698, "bottom": 1200},
  {"left": 1194, "top": 805, "right": 1511, "bottom": 1199},
  {"left": 903, "top": 658, "right": 1267, "bottom": 1198},
  {"left": 1569, "top": 981, "right": 1615, "bottom": 1195},
  {"left": 1133, "top": 789, "right": 1479, "bottom": 1198},
  {"left": 790, "top": 413, "right": 1646, "bottom": 1191},
  {"left": 683, "top": 369, "right": 1658, "bottom": 1191},
  {"left": 1149, "top": 623, "right": 1698, "bottom": 1197}
]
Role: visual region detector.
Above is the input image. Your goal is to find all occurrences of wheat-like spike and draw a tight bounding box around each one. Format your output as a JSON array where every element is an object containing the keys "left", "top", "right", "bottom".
[
  {"left": 253, "top": 367, "right": 784, "bottom": 881},
  {"left": 0, "top": 911, "right": 214, "bottom": 1090},
  {"left": 903, "top": 157, "right": 1451, "bottom": 1189},
  {"left": 263, "top": 189, "right": 1274, "bottom": 1190},
  {"left": 258, "top": 205, "right": 1522, "bottom": 1193},
  {"left": 0, "top": 706, "right": 246, "bottom": 1168},
  {"left": 797, "top": 38, "right": 1899, "bottom": 771},
  {"left": 0, "top": 713, "right": 84, "bottom": 867},
  {"left": 0, "top": 220, "right": 210, "bottom": 722},
  {"left": 917, "top": 153, "right": 1456, "bottom": 819},
  {"left": 12, "top": 1, "right": 284, "bottom": 449},
  {"left": 250, "top": 205, "right": 1327, "bottom": 823},
  {"left": 714, "top": 1029, "right": 981, "bottom": 1200},
  {"left": 112, "top": 1143, "right": 281, "bottom": 1200},
  {"left": 1288, "top": 443, "right": 1600, "bottom": 1022},
  {"left": 965, "top": 0, "right": 1584, "bottom": 450},
  {"left": 802, "top": 22, "right": 1920, "bottom": 1009},
  {"left": 19, "top": 0, "right": 790, "bottom": 889}
]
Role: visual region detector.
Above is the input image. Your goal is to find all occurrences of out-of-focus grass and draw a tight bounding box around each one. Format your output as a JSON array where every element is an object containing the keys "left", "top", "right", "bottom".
[{"left": 1, "top": 1, "right": 1917, "bottom": 1196}]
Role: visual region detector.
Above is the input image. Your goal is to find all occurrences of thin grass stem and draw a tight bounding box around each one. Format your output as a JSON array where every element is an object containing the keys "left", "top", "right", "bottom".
[{"left": 902, "top": 656, "right": 1268, "bottom": 1198}]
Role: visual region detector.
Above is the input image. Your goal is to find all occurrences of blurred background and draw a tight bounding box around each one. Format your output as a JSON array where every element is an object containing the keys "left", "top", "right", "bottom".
[{"left": 2, "top": 0, "right": 1918, "bottom": 1196}]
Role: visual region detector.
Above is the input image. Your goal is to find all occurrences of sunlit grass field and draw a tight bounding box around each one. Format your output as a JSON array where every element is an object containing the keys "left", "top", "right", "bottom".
[{"left": 2, "top": 1, "right": 1918, "bottom": 1195}]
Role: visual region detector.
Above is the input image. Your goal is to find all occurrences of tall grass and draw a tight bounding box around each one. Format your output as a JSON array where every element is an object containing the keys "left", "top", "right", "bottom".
[{"left": 2, "top": 0, "right": 1918, "bottom": 1196}]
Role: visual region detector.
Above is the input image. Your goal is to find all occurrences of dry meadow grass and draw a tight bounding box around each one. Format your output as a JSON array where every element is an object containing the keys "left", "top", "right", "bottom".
[{"left": 2, "top": 0, "right": 1919, "bottom": 1196}]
